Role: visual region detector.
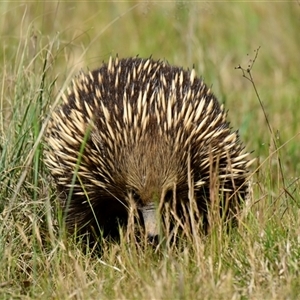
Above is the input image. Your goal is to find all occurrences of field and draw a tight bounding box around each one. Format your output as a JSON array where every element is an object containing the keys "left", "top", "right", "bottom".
[{"left": 0, "top": 1, "right": 300, "bottom": 299}]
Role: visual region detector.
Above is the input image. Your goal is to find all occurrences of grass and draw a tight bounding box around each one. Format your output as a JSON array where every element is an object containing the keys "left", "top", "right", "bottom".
[{"left": 0, "top": 1, "right": 300, "bottom": 299}]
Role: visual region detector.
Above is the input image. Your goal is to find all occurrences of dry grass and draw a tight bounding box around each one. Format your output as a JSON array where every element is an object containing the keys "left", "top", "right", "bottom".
[{"left": 0, "top": 2, "right": 299, "bottom": 299}]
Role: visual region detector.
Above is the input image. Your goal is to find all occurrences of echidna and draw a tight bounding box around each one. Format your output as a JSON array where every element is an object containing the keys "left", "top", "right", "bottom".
[{"left": 45, "top": 56, "right": 252, "bottom": 242}]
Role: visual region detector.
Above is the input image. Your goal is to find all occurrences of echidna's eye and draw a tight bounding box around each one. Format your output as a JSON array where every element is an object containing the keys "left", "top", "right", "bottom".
[
  {"left": 129, "top": 190, "right": 141, "bottom": 204},
  {"left": 165, "top": 190, "right": 173, "bottom": 202},
  {"left": 132, "top": 191, "right": 139, "bottom": 201}
]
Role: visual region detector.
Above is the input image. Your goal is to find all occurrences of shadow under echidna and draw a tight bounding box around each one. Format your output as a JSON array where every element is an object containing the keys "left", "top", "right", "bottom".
[{"left": 44, "top": 56, "right": 253, "bottom": 246}]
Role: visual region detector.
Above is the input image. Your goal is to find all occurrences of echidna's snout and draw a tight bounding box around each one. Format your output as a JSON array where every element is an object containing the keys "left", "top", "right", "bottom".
[{"left": 141, "top": 203, "right": 159, "bottom": 243}]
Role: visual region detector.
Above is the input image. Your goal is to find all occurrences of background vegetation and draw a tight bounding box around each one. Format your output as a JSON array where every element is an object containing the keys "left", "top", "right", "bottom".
[{"left": 0, "top": 1, "right": 299, "bottom": 299}]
